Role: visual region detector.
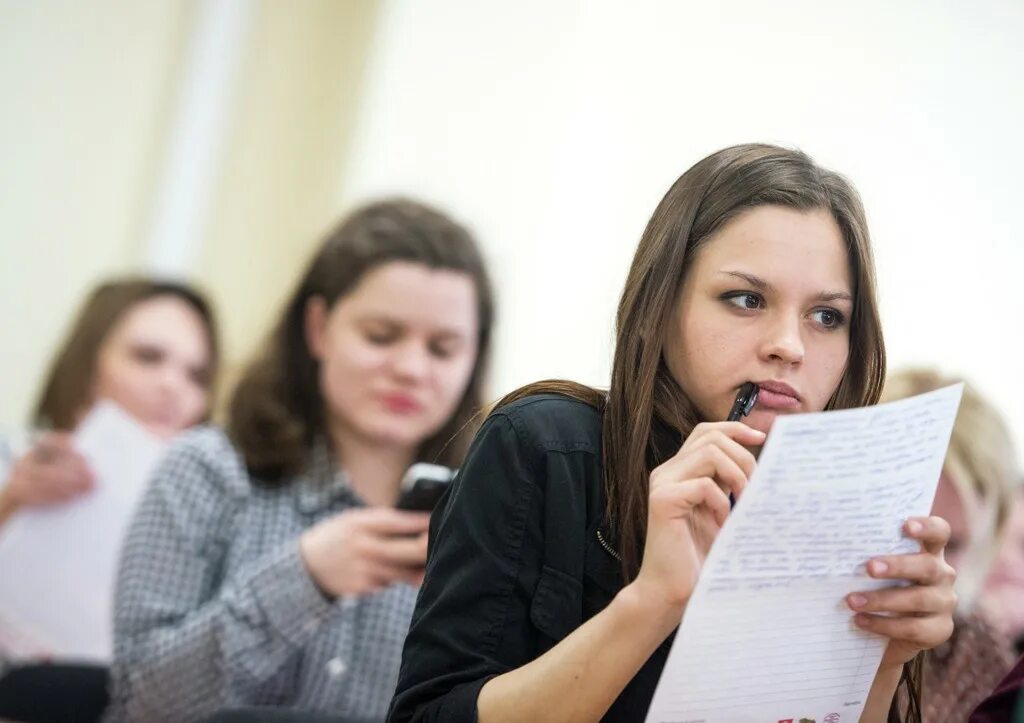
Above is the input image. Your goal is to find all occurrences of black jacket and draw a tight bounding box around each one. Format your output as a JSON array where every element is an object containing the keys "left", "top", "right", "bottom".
[{"left": 388, "top": 395, "right": 674, "bottom": 722}]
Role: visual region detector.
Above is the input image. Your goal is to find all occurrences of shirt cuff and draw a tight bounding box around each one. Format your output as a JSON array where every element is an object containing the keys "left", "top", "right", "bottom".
[
  {"left": 441, "top": 675, "right": 497, "bottom": 722},
  {"left": 246, "top": 540, "right": 334, "bottom": 647}
]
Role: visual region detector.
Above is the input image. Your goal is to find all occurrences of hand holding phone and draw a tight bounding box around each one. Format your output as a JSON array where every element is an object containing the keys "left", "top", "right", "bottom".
[
  {"left": 395, "top": 463, "right": 456, "bottom": 512},
  {"left": 299, "top": 507, "right": 430, "bottom": 596}
]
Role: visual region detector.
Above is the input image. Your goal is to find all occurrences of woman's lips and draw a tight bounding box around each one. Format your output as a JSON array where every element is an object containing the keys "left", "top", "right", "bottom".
[
  {"left": 753, "top": 381, "right": 801, "bottom": 411},
  {"left": 381, "top": 393, "right": 423, "bottom": 414},
  {"left": 756, "top": 389, "right": 801, "bottom": 410}
]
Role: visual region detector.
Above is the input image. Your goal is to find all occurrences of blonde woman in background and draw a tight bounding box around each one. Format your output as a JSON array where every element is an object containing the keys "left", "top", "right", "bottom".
[
  {"left": 882, "top": 369, "right": 1022, "bottom": 723},
  {"left": 981, "top": 490, "right": 1024, "bottom": 655}
]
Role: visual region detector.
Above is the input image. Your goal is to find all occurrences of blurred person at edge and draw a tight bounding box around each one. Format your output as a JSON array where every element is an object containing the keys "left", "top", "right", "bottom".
[
  {"left": 882, "top": 369, "right": 1022, "bottom": 723},
  {"left": 983, "top": 491, "right": 1024, "bottom": 655},
  {"left": 0, "top": 278, "right": 219, "bottom": 719},
  {"left": 105, "top": 199, "right": 494, "bottom": 722}
]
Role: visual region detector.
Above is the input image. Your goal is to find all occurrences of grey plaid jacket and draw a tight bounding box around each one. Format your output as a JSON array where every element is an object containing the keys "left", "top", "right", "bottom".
[{"left": 106, "top": 427, "right": 417, "bottom": 722}]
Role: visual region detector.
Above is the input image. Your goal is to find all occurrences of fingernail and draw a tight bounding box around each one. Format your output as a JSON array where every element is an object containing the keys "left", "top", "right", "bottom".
[
  {"left": 854, "top": 614, "right": 872, "bottom": 628},
  {"left": 870, "top": 560, "right": 889, "bottom": 576},
  {"left": 848, "top": 594, "right": 867, "bottom": 609},
  {"left": 907, "top": 520, "right": 923, "bottom": 535}
]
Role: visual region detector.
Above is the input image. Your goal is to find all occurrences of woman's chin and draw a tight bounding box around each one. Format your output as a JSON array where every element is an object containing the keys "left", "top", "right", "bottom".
[{"left": 361, "top": 419, "right": 438, "bottom": 451}]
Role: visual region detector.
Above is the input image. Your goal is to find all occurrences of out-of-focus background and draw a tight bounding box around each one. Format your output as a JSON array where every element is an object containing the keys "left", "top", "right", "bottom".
[{"left": 2, "top": 0, "right": 1022, "bottom": 461}]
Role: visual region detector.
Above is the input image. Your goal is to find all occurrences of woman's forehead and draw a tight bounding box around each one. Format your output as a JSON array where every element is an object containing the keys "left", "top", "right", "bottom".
[{"left": 693, "top": 206, "right": 852, "bottom": 293}]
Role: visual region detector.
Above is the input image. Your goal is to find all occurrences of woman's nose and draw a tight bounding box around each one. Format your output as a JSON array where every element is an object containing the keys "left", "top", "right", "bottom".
[
  {"left": 392, "top": 343, "right": 431, "bottom": 381},
  {"left": 759, "top": 315, "right": 805, "bottom": 365}
]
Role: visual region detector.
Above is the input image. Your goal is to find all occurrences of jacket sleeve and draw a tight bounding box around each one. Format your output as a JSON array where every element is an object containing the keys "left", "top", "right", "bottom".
[
  {"left": 108, "top": 433, "right": 334, "bottom": 722},
  {"left": 387, "top": 412, "right": 552, "bottom": 723}
]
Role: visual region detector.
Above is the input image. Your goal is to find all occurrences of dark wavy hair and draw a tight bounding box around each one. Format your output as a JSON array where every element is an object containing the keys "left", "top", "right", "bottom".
[{"left": 228, "top": 198, "right": 494, "bottom": 481}]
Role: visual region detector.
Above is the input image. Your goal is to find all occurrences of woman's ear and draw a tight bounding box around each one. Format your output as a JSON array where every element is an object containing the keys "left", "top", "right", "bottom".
[{"left": 304, "top": 296, "right": 329, "bottom": 361}]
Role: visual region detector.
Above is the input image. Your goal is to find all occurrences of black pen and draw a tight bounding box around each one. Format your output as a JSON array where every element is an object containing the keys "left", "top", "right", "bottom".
[
  {"left": 727, "top": 382, "right": 759, "bottom": 422},
  {"left": 726, "top": 382, "right": 759, "bottom": 507}
]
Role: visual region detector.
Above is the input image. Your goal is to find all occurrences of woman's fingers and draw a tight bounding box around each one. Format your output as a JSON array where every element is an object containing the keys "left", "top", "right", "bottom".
[
  {"left": 846, "top": 518, "right": 957, "bottom": 660},
  {"left": 847, "top": 584, "right": 957, "bottom": 615},
  {"left": 685, "top": 422, "right": 765, "bottom": 453},
  {"left": 652, "top": 476, "right": 731, "bottom": 526},
  {"left": 31, "top": 432, "right": 74, "bottom": 461},
  {"left": 21, "top": 436, "right": 95, "bottom": 501},
  {"left": 683, "top": 429, "right": 759, "bottom": 480},
  {"left": 865, "top": 552, "right": 955, "bottom": 587},
  {"left": 355, "top": 508, "right": 432, "bottom": 535},
  {"left": 360, "top": 531, "right": 429, "bottom": 568},
  {"left": 655, "top": 443, "right": 747, "bottom": 499},
  {"left": 30, "top": 455, "right": 94, "bottom": 500},
  {"left": 654, "top": 422, "right": 763, "bottom": 501},
  {"left": 367, "top": 559, "right": 428, "bottom": 588},
  {"left": 903, "top": 516, "right": 951, "bottom": 555},
  {"left": 852, "top": 611, "right": 954, "bottom": 647}
]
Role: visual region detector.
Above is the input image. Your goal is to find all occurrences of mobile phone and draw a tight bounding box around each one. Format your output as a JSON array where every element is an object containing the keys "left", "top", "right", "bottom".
[{"left": 395, "top": 463, "right": 456, "bottom": 512}]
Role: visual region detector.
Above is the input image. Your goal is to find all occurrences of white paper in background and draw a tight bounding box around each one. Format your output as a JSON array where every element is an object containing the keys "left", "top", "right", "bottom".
[
  {"left": 0, "top": 402, "right": 165, "bottom": 662},
  {"left": 645, "top": 384, "right": 964, "bottom": 723}
]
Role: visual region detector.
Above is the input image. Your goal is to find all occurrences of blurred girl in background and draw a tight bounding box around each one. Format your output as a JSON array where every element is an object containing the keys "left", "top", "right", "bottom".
[
  {"left": 107, "top": 199, "right": 494, "bottom": 722},
  {"left": 0, "top": 277, "right": 219, "bottom": 721}
]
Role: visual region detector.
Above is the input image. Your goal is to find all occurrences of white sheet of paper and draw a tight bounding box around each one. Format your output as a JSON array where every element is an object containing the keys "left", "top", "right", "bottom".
[
  {"left": 0, "top": 402, "right": 165, "bottom": 662},
  {"left": 645, "top": 384, "right": 964, "bottom": 723}
]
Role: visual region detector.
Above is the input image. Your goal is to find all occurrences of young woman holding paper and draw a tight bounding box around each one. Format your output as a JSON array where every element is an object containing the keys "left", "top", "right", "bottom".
[
  {"left": 389, "top": 144, "right": 957, "bottom": 723},
  {"left": 0, "top": 278, "right": 219, "bottom": 721},
  {"left": 0, "top": 277, "right": 219, "bottom": 531},
  {"left": 106, "top": 199, "right": 495, "bottom": 722},
  {"left": 0, "top": 278, "right": 219, "bottom": 532}
]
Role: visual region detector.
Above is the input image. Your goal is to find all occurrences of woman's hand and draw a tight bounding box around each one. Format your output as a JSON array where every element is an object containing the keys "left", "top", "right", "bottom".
[
  {"left": 630, "top": 421, "right": 766, "bottom": 615},
  {"left": 1, "top": 433, "right": 95, "bottom": 510},
  {"left": 847, "top": 516, "right": 957, "bottom": 668},
  {"left": 299, "top": 507, "right": 432, "bottom": 598}
]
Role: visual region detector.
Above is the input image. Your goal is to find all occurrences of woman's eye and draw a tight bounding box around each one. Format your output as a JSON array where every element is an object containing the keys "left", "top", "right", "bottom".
[
  {"left": 188, "top": 367, "right": 212, "bottom": 388},
  {"left": 131, "top": 346, "right": 164, "bottom": 364},
  {"left": 429, "top": 343, "right": 455, "bottom": 360},
  {"left": 811, "top": 308, "right": 845, "bottom": 329},
  {"left": 723, "top": 292, "right": 764, "bottom": 311},
  {"left": 365, "top": 330, "right": 397, "bottom": 345}
]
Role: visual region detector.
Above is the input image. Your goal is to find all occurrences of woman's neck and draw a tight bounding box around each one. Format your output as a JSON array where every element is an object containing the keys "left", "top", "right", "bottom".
[{"left": 328, "top": 423, "right": 416, "bottom": 507}]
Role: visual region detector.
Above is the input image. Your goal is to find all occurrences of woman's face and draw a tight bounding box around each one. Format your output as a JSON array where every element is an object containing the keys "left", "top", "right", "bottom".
[
  {"left": 982, "top": 496, "right": 1024, "bottom": 638},
  {"left": 931, "top": 472, "right": 969, "bottom": 570},
  {"left": 92, "top": 295, "right": 214, "bottom": 439},
  {"left": 306, "top": 261, "right": 479, "bottom": 453},
  {"left": 665, "top": 205, "right": 854, "bottom": 435}
]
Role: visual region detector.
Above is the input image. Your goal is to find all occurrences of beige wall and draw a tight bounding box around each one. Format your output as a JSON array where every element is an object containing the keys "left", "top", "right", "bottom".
[
  {"left": 197, "top": 0, "right": 379, "bottom": 407},
  {"left": 0, "top": 0, "right": 380, "bottom": 429},
  {"left": 0, "top": 0, "right": 193, "bottom": 429}
]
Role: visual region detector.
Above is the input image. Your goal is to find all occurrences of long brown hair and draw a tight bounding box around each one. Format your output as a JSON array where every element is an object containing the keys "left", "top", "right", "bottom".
[
  {"left": 497, "top": 145, "right": 922, "bottom": 717},
  {"left": 33, "top": 278, "right": 220, "bottom": 431},
  {"left": 228, "top": 198, "right": 494, "bottom": 481}
]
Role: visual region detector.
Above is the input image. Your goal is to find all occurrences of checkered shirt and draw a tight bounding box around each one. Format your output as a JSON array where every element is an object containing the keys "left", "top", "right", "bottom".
[{"left": 105, "top": 427, "right": 418, "bottom": 722}]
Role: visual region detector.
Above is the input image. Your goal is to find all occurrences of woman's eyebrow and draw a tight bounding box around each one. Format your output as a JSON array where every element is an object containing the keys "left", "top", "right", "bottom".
[
  {"left": 360, "top": 313, "right": 469, "bottom": 340},
  {"left": 816, "top": 290, "right": 853, "bottom": 303},
  {"left": 719, "top": 270, "right": 773, "bottom": 292},
  {"left": 719, "top": 270, "right": 852, "bottom": 303}
]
